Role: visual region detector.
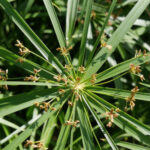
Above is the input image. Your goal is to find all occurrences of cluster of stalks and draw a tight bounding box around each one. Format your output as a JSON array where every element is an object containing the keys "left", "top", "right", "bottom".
[{"left": 13, "top": 40, "right": 149, "bottom": 150}]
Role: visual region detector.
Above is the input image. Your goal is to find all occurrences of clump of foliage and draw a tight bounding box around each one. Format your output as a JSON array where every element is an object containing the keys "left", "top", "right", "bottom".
[{"left": 0, "top": 0, "right": 150, "bottom": 149}]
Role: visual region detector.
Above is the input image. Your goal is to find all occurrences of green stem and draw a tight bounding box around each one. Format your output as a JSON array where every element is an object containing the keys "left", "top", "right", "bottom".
[
  {"left": 95, "top": 72, "right": 128, "bottom": 86},
  {"left": 86, "top": 0, "right": 117, "bottom": 67},
  {"left": 70, "top": 96, "right": 76, "bottom": 150},
  {"left": 81, "top": 94, "right": 102, "bottom": 149},
  {"left": 30, "top": 51, "right": 58, "bottom": 74},
  {"left": 65, "top": 55, "right": 76, "bottom": 80}
]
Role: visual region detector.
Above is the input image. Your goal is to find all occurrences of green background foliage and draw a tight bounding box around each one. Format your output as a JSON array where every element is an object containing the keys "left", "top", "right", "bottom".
[{"left": 0, "top": 0, "right": 150, "bottom": 149}]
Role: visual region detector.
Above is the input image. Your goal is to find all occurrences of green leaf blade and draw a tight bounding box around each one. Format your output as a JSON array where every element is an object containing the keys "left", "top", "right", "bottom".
[
  {"left": 82, "top": 94, "right": 119, "bottom": 150},
  {"left": 95, "top": 53, "right": 150, "bottom": 83},
  {"left": 87, "top": 86, "right": 150, "bottom": 102},
  {"left": 77, "top": 100, "right": 95, "bottom": 150},
  {"left": 66, "top": 0, "right": 79, "bottom": 43},
  {"left": 0, "top": 88, "right": 58, "bottom": 117},
  {"left": 86, "top": 0, "right": 117, "bottom": 66},
  {"left": 0, "top": 0, "right": 64, "bottom": 71},
  {"left": 85, "top": 91, "right": 150, "bottom": 136},
  {"left": 43, "top": 0, "right": 66, "bottom": 47},
  {"left": 83, "top": 0, "right": 150, "bottom": 80},
  {"left": 0, "top": 46, "right": 54, "bottom": 79},
  {"left": 78, "top": 0, "right": 93, "bottom": 66},
  {"left": 87, "top": 93, "right": 150, "bottom": 146}
]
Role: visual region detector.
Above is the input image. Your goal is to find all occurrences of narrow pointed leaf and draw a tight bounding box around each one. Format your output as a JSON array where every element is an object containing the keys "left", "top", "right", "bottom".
[
  {"left": 82, "top": 95, "right": 119, "bottom": 150},
  {"left": 0, "top": 0, "right": 64, "bottom": 71},
  {"left": 3, "top": 95, "right": 67, "bottom": 150},
  {"left": 0, "top": 118, "right": 20, "bottom": 130},
  {"left": 0, "top": 81, "right": 61, "bottom": 87},
  {"left": 69, "top": 98, "right": 77, "bottom": 150},
  {"left": 66, "top": 0, "right": 79, "bottom": 42},
  {"left": 0, "top": 88, "right": 58, "bottom": 117},
  {"left": 95, "top": 53, "right": 150, "bottom": 83},
  {"left": 43, "top": 0, "right": 66, "bottom": 47},
  {"left": 86, "top": 86, "right": 150, "bottom": 101},
  {"left": 0, "top": 46, "right": 55, "bottom": 79},
  {"left": 54, "top": 106, "right": 72, "bottom": 150},
  {"left": 40, "top": 115, "right": 57, "bottom": 147},
  {"left": 83, "top": 0, "right": 150, "bottom": 80},
  {"left": 78, "top": 0, "right": 93, "bottom": 66},
  {"left": 87, "top": 93, "right": 150, "bottom": 146},
  {"left": 86, "top": 0, "right": 117, "bottom": 66},
  {"left": 85, "top": 91, "right": 150, "bottom": 136},
  {"left": 117, "top": 141, "right": 150, "bottom": 150},
  {"left": 77, "top": 100, "right": 95, "bottom": 150},
  {"left": 140, "top": 82, "right": 150, "bottom": 88}
]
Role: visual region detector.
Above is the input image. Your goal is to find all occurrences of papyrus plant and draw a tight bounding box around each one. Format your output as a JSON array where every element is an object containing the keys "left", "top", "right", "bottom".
[{"left": 0, "top": 0, "right": 150, "bottom": 149}]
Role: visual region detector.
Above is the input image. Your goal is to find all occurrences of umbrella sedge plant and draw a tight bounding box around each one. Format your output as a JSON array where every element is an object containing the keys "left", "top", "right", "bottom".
[{"left": 0, "top": 0, "right": 150, "bottom": 149}]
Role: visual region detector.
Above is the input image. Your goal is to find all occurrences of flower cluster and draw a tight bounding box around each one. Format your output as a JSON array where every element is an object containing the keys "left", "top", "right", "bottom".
[
  {"left": 78, "top": 66, "right": 85, "bottom": 74},
  {"left": 0, "top": 68, "right": 8, "bottom": 90},
  {"left": 130, "top": 64, "right": 145, "bottom": 81},
  {"left": 125, "top": 86, "right": 139, "bottom": 111},
  {"left": 56, "top": 46, "right": 72, "bottom": 56},
  {"left": 53, "top": 65, "right": 86, "bottom": 100},
  {"left": 24, "top": 69, "right": 41, "bottom": 82},
  {"left": 24, "top": 140, "right": 47, "bottom": 150},
  {"left": 135, "top": 49, "right": 148, "bottom": 58},
  {"left": 77, "top": 18, "right": 84, "bottom": 24},
  {"left": 58, "top": 89, "right": 65, "bottom": 95},
  {"left": 64, "top": 120, "right": 80, "bottom": 127},
  {"left": 91, "top": 11, "right": 96, "bottom": 19},
  {"left": 68, "top": 101, "right": 73, "bottom": 106},
  {"left": 100, "top": 34, "right": 112, "bottom": 50},
  {"left": 105, "top": 108, "right": 120, "bottom": 127},
  {"left": 64, "top": 64, "right": 72, "bottom": 71},
  {"left": 53, "top": 74, "right": 68, "bottom": 85},
  {"left": 35, "top": 102, "right": 56, "bottom": 112},
  {"left": 15, "top": 40, "right": 31, "bottom": 63},
  {"left": 90, "top": 74, "right": 97, "bottom": 84}
]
